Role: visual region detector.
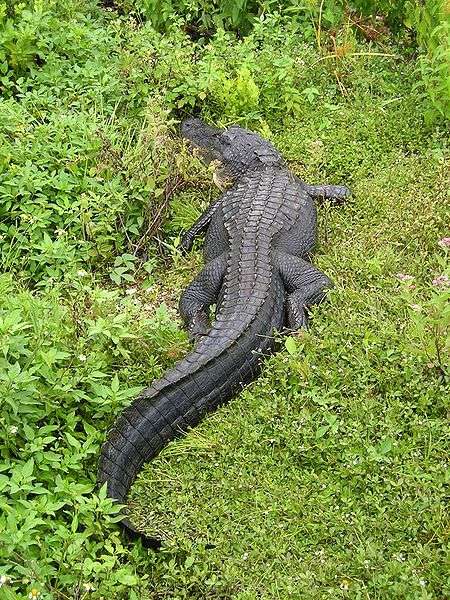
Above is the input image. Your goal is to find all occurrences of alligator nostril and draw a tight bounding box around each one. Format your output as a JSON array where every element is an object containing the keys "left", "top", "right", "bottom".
[{"left": 180, "top": 116, "right": 205, "bottom": 136}]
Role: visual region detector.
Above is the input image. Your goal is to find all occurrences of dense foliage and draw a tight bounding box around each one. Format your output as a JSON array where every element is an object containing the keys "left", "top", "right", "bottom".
[
  {"left": 0, "top": 0, "right": 448, "bottom": 598},
  {"left": 123, "top": 0, "right": 449, "bottom": 120}
]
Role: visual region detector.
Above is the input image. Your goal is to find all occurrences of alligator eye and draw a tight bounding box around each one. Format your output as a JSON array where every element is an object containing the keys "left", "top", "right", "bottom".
[{"left": 220, "top": 132, "right": 234, "bottom": 145}]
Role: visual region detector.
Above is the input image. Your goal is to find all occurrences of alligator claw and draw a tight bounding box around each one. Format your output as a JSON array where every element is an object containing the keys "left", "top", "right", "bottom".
[
  {"left": 334, "top": 186, "right": 352, "bottom": 202},
  {"left": 288, "top": 313, "right": 309, "bottom": 331},
  {"left": 187, "top": 321, "right": 210, "bottom": 342},
  {"left": 286, "top": 302, "right": 309, "bottom": 331},
  {"left": 328, "top": 186, "right": 351, "bottom": 205},
  {"left": 179, "top": 234, "right": 194, "bottom": 254}
]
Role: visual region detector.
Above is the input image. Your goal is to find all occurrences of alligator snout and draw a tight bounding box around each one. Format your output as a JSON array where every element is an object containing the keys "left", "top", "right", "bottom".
[{"left": 181, "top": 117, "right": 222, "bottom": 147}]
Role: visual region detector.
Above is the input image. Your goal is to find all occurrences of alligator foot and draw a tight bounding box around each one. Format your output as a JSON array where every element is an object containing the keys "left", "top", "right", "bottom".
[
  {"left": 305, "top": 184, "right": 351, "bottom": 204},
  {"left": 179, "top": 254, "right": 227, "bottom": 336},
  {"left": 179, "top": 197, "right": 223, "bottom": 254},
  {"left": 179, "top": 232, "right": 195, "bottom": 254},
  {"left": 286, "top": 295, "right": 309, "bottom": 330},
  {"left": 187, "top": 315, "right": 210, "bottom": 342},
  {"left": 276, "top": 252, "right": 333, "bottom": 331}
]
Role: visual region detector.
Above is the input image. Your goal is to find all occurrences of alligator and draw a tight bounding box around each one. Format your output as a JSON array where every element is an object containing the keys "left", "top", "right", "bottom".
[{"left": 98, "top": 117, "right": 350, "bottom": 543}]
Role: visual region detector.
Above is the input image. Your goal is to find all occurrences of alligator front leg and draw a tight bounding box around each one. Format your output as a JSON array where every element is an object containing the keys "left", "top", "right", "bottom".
[
  {"left": 179, "top": 254, "right": 227, "bottom": 340},
  {"left": 276, "top": 252, "right": 333, "bottom": 330},
  {"left": 179, "top": 197, "right": 223, "bottom": 253},
  {"left": 304, "top": 184, "right": 351, "bottom": 203}
]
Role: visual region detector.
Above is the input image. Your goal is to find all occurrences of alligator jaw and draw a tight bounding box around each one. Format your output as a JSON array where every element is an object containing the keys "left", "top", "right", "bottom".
[
  {"left": 181, "top": 116, "right": 284, "bottom": 179},
  {"left": 181, "top": 117, "right": 224, "bottom": 164}
]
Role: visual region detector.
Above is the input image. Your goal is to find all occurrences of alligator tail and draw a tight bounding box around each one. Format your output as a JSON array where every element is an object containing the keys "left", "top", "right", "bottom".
[{"left": 97, "top": 277, "right": 285, "bottom": 544}]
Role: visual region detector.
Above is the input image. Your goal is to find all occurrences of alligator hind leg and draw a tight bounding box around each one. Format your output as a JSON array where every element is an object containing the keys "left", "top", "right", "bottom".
[
  {"left": 304, "top": 184, "right": 351, "bottom": 203},
  {"left": 276, "top": 252, "right": 332, "bottom": 330},
  {"left": 179, "top": 254, "right": 227, "bottom": 341}
]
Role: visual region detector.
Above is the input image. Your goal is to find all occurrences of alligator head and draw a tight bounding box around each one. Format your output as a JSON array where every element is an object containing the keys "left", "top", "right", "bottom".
[{"left": 181, "top": 117, "right": 284, "bottom": 185}]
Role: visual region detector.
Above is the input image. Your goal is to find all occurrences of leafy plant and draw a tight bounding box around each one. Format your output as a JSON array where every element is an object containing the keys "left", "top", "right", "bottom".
[
  {"left": 0, "top": 271, "right": 191, "bottom": 597},
  {"left": 398, "top": 251, "right": 450, "bottom": 377},
  {"left": 122, "top": 0, "right": 449, "bottom": 122},
  {"left": 109, "top": 253, "right": 138, "bottom": 285},
  {"left": 407, "top": 0, "right": 450, "bottom": 121}
]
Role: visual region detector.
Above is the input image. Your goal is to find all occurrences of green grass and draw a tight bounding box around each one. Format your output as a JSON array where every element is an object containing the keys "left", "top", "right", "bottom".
[{"left": 0, "top": 1, "right": 449, "bottom": 598}]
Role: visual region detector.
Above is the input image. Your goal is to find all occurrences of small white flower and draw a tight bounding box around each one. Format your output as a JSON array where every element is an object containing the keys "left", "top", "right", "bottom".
[
  {"left": 419, "top": 579, "right": 426, "bottom": 587},
  {"left": 78, "top": 354, "right": 87, "bottom": 362},
  {"left": 77, "top": 269, "right": 88, "bottom": 277},
  {"left": 126, "top": 287, "right": 137, "bottom": 295},
  {"left": 242, "top": 552, "right": 249, "bottom": 560},
  {"left": 0, "top": 575, "right": 11, "bottom": 586},
  {"left": 82, "top": 582, "right": 96, "bottom": 591},
  {"left": 9, "top": 426, "right": 18, "bottom": 435},
  {"left": 28, "top": 589, "right": 40, "bottom": 599}
]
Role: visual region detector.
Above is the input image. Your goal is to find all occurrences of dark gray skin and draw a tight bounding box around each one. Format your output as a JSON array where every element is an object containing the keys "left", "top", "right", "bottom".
[{"left": 98, "top": 118, "right": 350, "bottom": 543}]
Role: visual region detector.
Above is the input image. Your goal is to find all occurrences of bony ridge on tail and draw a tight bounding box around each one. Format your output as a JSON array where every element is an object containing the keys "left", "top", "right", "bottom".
[{"left": 97, "top": 117, "right": 351, "bottom": 545}]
